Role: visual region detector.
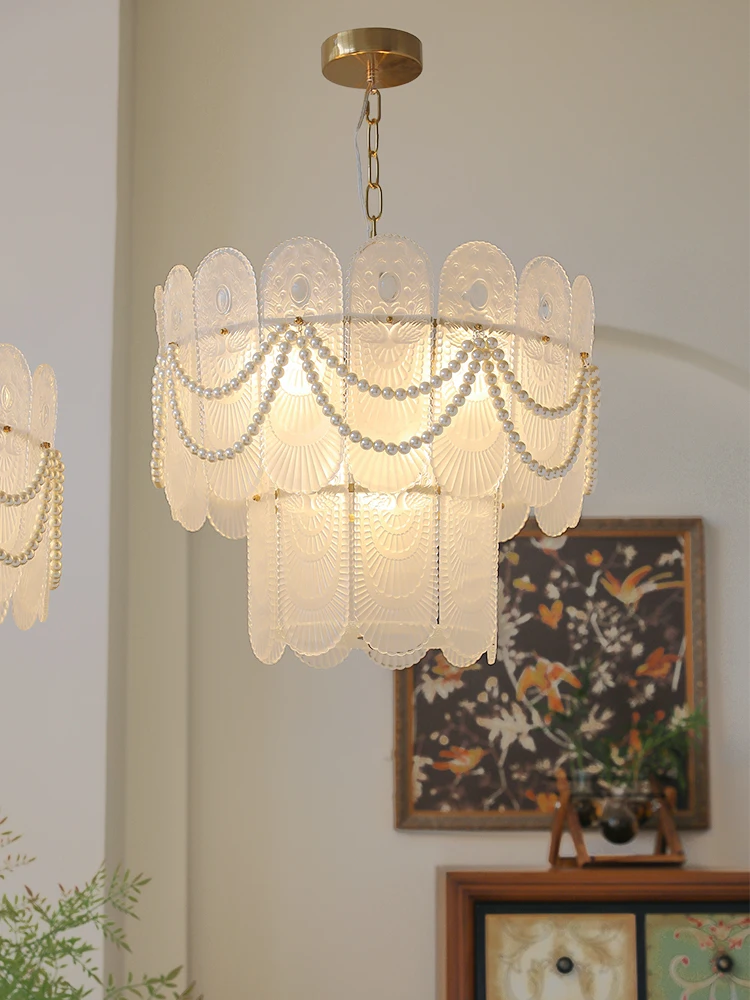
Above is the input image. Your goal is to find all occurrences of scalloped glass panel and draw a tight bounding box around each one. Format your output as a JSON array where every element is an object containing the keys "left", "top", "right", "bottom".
[
  {"left": 439, "top": 493, "right": 498, "bottom": 667},
  {"left": 160, "top": 266, "right": 208, "bottom": 531},
  {"left": 434, "top": 243, "right": 515, "bottom": 496},
  {"left": 246, "top": 485, "right": 284, "bottom": 664},
  {"left": 507, "top": 257, "right": 572, "bottom": 508},
  {"left": 366, "top": 642, "right": 433, "bottom": 669},
  {"left": 194, "top": 248, "right": 261, "bottom": 504},
  {"left": 261, "top": 238, "right": 343, "bottom": 493},
  {"left": 13, "top": 363, "right": 57, "bottom": 628},
  {"left": 497, "top": 493, "right": 531, "bottom": 543},
  {"left": 353, "top": 489, "right": 437, "bottom": 654},
  {"left": 207, "top": 497, "right": 248, "bottom": 540},
  {"left": 536, "top": 276, "right": 595, "bottom": 536},
  {"left": 0, "top": 345, "right": 32, "bottom": 606},
  {"left": 278, "top": 490, "right": 349, "bottom": 656},
  {"left": 346, "top": 237, "right": 433, "bottom": 491},
  {"left": 297, "top": 636, "right": 355, "bottom": 669}
]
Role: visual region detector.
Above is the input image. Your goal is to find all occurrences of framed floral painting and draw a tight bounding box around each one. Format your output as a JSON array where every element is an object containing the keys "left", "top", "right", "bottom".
[{"left": 394, "top": 517, "right": 708, "bottom": 830}]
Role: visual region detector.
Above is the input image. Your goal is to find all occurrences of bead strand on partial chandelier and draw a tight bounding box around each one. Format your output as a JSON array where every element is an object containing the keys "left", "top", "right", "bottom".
[
  {"left": 0, "top": 448, "right": 64, "bottom": 580},
  {"left": 161, "top": 329, "right": 593, "bottom": 480},
  {"left": 0, "top": 446, "right": 53, "bottom": 506},
  {"left": 584, "top": 364, "right": 600, "bottom": 494},
  {"left": 150, "top": 359, "right": 167, "bottom": 488}
]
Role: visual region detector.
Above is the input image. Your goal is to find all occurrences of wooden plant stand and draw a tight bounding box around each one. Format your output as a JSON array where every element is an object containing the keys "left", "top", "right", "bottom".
[{"left": 549, "top": 771, "right": 685, "bottom": 868}]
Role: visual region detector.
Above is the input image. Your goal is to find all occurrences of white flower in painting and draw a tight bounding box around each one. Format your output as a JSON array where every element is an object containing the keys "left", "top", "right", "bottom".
[
  {"left": 476, "top": 703, "right": 536, "bottom": 753},
  {"left": 532, "top": 536, "right": 568, "bottom": 554},
  {"left": 669, "top": 704, "right": 690, "bottom": 729},
  {"left": 592, "top": 663, "right": 616, "bottom": 695},
  {"left": 545, "top": 583, "right": 561, "bottom": 600},
  {"left": 644, "top": 682, "right": 656, "bottom": 700},
  {"left": 485, "top": 676, "right": 499, "bottom": 693},
  {"left": 412, "top": 755, "right": 432, "bottom": 801},
  {"left": 579, "top": 705, "right": 615, "bottom": 740},
  {"left": 459, "top": 700, "right": 476, "bottom": 712},
  {"left": 631, "top": 642, "right": 644, "bottom": 659},
  {"left": 657, "top": 549, "right": 684, "bottom": 567},
  {"left": 621, "top": 544, "right": 637, "bottom": 566},
  {"left": 567, "top": 605, "right": 587, "bottom": 621}
]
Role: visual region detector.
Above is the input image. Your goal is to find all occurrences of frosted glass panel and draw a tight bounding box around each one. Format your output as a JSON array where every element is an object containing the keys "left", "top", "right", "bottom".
[
  {"left": 13, "top": 364, "right": 57, "bottom": 628},
  {"left": 346, "top": 237, "right": 432, "bottom": 491},
  {"left": 278, "top": 491, "right": 349, "bottom": 655},
  {"left": 194, "top": 248, "right": 261, "bottom": 505},
  {"left": 260, "top": 238, "right": 343, "bottom": 492},
  {"left": 246, "top": 484, "right": 284, "bottom": 664},
  {"left": 354, "top": 489, "right": 437, "bottom": 653},
  {"left": 160, "top": 265, "right": 208, "bottom": 531},
  {"left": 434, "top": 242, "right": 514, "bottom": 496},
  {"left": 207, "top": 497, "right": 248, "bottom": 540},
  {"left": 508, "top": 256, "right": 572, "bottom": 508},
  {"left": 0, "top": 345, "right": 32, "bottom": 607},
  {"left": 439, "top": 493, "right": 498, "bottom": 667},
  {"left": 536, "top": 275, "right": 594, "bottom": 536}
]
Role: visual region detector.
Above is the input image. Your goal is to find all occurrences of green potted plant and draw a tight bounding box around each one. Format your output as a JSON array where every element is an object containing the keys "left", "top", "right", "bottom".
[
  {"left": 0, "top": 814, "right": 201, "bottom": 999},
  {"left": 552, "top": 661, "right": 706, "bottom": 843}
]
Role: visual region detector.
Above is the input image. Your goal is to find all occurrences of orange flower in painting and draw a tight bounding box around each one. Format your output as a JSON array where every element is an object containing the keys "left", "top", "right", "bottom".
[
  {"left": 601, "top": 565, "right": 684, "bottom": 610},
  {"left": 513, "top": 576, "right": 537, "bottom": 592},
  {"left": 433, "top": 746, "right": 486, "bottom": 775},
  {"left": 538, "top": 599, "right": 564, "bottom": 629},
  {"left": 636, "top": 646, "right": 679, "bottom": 680},
  {"left": 585, "top": 549, "right": 603, "bottom": 566},
  {"left": 432, "top": 654, "right": 481, "bottom": 682},
  {"left": 524, "top": 789, "right": 558, "bottom": 813},
  {"left": 516, "top": 658, "right": 582, "bottom": 713}
]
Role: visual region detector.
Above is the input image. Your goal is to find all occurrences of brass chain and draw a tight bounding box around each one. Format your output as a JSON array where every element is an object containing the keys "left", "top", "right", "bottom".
[{"left": 365, "top": 88, "right": 382, "bottom": 237}]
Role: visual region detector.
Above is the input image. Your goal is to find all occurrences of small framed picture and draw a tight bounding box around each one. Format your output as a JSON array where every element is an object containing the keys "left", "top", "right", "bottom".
[{"left": 394, "top": 517, "right": 708, "bottom": 830}]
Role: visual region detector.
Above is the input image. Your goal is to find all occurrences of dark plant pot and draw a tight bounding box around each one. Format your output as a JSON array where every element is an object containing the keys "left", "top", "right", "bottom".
[{"left": 600, "top": 787, "right": 639, "bottom": 844}]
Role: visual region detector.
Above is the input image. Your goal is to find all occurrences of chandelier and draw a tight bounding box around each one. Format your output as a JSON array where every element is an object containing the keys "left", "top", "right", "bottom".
[
  {"left": 0, "top": 345, "right": 64, "bottom": 629},
  {"left": 151, "top": 28, "right": 600, "bottom": 668}
]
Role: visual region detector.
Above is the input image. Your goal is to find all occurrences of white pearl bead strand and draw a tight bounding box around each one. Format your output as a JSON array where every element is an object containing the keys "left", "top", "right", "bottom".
[{"left": 156, "top": 323, "right": 598, "bottom": 481}]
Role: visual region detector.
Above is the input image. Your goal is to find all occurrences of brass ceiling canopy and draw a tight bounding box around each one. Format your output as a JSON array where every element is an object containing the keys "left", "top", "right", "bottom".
[{"left": 321, "top": 27, "right": 423, "bottom": 89}]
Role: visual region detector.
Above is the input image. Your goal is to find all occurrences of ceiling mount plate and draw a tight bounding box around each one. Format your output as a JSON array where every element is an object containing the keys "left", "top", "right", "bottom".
[{"left": 321, "top": 27, "right": 423, "bottom": 89}]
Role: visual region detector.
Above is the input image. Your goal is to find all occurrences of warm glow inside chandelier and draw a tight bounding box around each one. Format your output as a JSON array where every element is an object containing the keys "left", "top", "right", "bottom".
[
  {"left": 0, "top": 345, "right": 64, "bottom": 628},
  {"left": 151, "top": 28, "right": 600, "bottom": 668}
]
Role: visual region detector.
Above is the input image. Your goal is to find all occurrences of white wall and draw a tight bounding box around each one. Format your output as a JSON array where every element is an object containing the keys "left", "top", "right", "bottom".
[
  {"left": 122, "top": 1, "right": 749, "bottom": 998},
  {"left": 0, "top": 0, "right": 119, "bottom": 922}
]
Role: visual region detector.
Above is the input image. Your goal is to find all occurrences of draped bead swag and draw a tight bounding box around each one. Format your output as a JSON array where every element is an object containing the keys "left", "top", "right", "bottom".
[{"left": 0, "top": 346, "right": 64, "bottom": 628}]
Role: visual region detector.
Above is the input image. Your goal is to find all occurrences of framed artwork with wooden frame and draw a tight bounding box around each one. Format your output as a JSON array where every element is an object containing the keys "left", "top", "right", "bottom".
[{"left": 394, "top": 517, "right": 708, "bottom": 831}]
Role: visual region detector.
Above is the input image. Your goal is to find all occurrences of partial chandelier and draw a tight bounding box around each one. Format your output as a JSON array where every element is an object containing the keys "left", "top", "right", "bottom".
[
  {"left": 150, "top": 28, "right": 600, "bottom": 668},
  {"left": 0, "top": 345, "right": 64, "bottom": 628}
]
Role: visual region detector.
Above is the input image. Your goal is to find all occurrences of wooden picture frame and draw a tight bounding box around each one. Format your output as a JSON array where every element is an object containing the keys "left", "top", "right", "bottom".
[
  {"left": 395, "top": 517, "right": 708, "bottom": 830},
  {"left": 445, "top": 868, "right": 750, "bottom": 1000}
]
